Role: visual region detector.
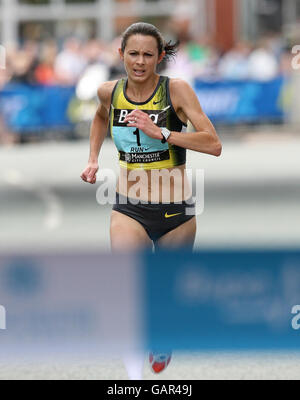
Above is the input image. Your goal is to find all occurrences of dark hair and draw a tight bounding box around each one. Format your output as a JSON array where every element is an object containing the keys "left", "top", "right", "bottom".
[{"left": 121, "top": 22, "right": 179, "bottom": 62}]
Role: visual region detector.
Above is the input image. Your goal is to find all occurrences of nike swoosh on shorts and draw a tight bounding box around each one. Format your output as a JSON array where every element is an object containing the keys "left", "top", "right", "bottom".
[{"left": 165, "top": 212, "right": 182, "bottom": 218}]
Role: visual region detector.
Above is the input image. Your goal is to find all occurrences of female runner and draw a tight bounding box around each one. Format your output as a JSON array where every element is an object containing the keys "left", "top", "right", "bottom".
[{"left": 81, "top": 22, "right": 222, "bottom": 379}]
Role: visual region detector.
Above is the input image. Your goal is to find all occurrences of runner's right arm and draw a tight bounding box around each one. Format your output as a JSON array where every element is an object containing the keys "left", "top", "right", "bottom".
[{"left": 80, "top": 81, "right": 116, "bottom": 184}]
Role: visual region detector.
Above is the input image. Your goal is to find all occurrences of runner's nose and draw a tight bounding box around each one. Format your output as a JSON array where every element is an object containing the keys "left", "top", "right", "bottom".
[{"left": 136, "top": 55, "right": 145, "bottom": 65}]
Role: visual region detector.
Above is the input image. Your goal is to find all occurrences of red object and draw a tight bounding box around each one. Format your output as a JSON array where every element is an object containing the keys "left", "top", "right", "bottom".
[
  {"left": 149, "top": 352, "right": 172, "bottom": 374},
  {"left": 35, "top": 64, "right": 56, "bottom": 85},
  {"left": 210, "top": 0, "right": 238, "bottom": 51}
]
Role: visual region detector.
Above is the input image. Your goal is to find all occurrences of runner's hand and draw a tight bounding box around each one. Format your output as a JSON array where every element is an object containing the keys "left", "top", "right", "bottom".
[
  {"left": 80, "top": 163, "right": 99, "bottom": 184},
  {"left": 124, "top": 109, "right": 161, "bottom": 140}
]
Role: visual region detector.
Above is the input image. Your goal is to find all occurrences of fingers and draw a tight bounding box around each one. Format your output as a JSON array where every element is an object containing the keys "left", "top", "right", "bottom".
[
  {"left": 124, "top": 115, "right": 137, "bottom": 126},
  {"left": 87, "top": 169, "right": 96, "bottom": 183},
  {"left": 124, "top": 110, "right": 157, "bottom": 138},
  {"left": 124, "top": 109, "right": 145, "bottom": 123},
  {"left": 80, "top": 171, "right": 88, "bottom": 182},
  {"left": 124, "top": 110, "right": 149, "bottom": 129},
  {"left": 126, "top": 121, "right": 138, "bottom": 127},
  {"left": 81, "top": 173, "right": 97, "bottom": 184},
  {"left": 80, "top": 167, "right": 98, "bottom": 184},
  {"left": 88, "top": 176, "right": 97, "bottom": 184}
]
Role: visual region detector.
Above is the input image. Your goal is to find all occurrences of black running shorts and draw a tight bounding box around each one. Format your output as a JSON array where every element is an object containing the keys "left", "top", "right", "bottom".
[{"left": 112, "top": 192, "right": 196, "bottom": 242}]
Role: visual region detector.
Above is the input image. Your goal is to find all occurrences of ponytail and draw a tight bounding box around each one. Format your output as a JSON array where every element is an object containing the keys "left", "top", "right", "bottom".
[{"left": 163, "top": 39, "right": 180, "bottom": 61}]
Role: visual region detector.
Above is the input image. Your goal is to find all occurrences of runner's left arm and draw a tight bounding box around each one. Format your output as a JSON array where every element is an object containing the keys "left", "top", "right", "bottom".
[{"left": 167, "top": 79, "right": 222, "bottom": 156}]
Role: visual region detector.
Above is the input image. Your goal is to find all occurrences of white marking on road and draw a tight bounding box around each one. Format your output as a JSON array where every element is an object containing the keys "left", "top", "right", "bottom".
[
  {"left": 37, "top": 187, "right": 62, "bottom": 230},
  {"left": 3, "top": 169, "right": 63, "bottom": 230}
]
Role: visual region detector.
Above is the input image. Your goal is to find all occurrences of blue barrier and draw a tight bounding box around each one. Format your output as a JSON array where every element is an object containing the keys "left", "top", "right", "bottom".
[
  {"left": 0, "top": 78, "right": 286, "bottom": 132},
  {"left": 0, "top": 84, "right": 75, "bottom": 132},
  {"left": 0, "top": 249, "right": 300, "bottom": 361},
  {"left": 194, "top": 77, "right": 286, "bottom": 123},
  {"left": 143, "top": 249, "right": 300, "bottom": 351}
]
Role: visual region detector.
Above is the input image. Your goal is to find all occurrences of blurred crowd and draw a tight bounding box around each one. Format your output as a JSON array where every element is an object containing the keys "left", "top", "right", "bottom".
[
  {"left": 0, "top": 32, "right": 293, "bottom": 91},
  {"left": 0, "top": 32, "right": 294, "bottom": 145}
]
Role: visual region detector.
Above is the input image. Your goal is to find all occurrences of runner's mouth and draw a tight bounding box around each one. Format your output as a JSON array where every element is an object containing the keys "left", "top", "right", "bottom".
[{"left": 133, "top": 69, "right": 146, "bottom": 76}]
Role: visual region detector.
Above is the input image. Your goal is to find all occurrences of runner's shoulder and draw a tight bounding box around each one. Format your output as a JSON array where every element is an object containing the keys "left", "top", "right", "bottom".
[
  {"left": 97, "top": 80, "right": 118, "bottom": 107},
  {"left": 169, "top": 78, "right": 194, "bottom": 109},
  {"left": 169, "top": 78, "right": 193, "bottom": 96}
]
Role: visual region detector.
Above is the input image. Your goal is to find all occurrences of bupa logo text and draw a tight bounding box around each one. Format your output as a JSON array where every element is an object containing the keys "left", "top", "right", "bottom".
[
  {"left": 0, "top": 305, "right": 6, "bottom": 329},
  {"left": 118, "top": 109, "right": 160, "bottom": 124},
  {"left": 0, "top": 45, "right": 6, "bottom": 70}
]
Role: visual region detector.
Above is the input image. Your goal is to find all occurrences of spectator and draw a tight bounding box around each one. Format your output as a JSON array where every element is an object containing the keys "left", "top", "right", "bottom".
[
  {"left": 218, "top": 41, "right": 252, "bottom": 80},
  {"left": 10, "top": 41, "right": 39, "bottom": 84},
  {"left": 54, "top": 38, "right": 87, "bottom": 86},
  {"left": 34, "top": 40, "right": 58, "bottom": 85},
  {"left": 76, "top": 39, "right": 109, "bottom": 101},
  {"left": 248, "top": 38, "right": 279, "bottom": 81}
]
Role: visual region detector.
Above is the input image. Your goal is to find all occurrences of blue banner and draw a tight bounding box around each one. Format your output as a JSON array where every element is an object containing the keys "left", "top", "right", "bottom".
[
  {"left": 194, "top": 77, "right": 286, "bottom": 123},
  {"left": 0, "top": 84, "right": 75, "bottom": 132},
  {"left": 143, "top": 249, "right": 300, "bottom": 351},
  {"left": 0, "top": 249, "right": 300, "bottom": 361},
  {"left": 0, "top": 78, "right": 287, "bottom": 132}
]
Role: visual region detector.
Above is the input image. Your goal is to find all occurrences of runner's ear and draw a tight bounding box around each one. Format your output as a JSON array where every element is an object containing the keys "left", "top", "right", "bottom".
[{"left": 119, "top": 48, "right": 124, "bottom": 61}]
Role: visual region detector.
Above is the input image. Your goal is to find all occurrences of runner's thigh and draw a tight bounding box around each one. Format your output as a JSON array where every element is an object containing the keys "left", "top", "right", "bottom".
[
  {"left": 110, "top": 210, "right": 153, "bottom": 251},
  {"left": 155, "top": 217, "right": 196, "bottom": 250}
]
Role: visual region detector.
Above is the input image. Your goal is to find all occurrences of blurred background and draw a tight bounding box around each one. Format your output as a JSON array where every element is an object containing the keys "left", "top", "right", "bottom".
[{"left": 0, "top": 0, "right": 300, "bottom": 380}]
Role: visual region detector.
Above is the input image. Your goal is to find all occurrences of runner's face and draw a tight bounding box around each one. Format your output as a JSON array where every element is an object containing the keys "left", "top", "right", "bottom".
[{"left": 120, "top": 34, "right": 164, "bottom": 82}]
